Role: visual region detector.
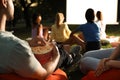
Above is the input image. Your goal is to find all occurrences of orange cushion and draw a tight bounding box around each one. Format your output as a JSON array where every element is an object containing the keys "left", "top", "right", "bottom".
[
  {"left": 0, "top": 74, "right": 31, "bottom": 80},
  {"left": 0, "top": 69, "right": 68, "bottom": 80},
  {"left": 46, "top": 68, "right": 68, "bottom": 80},
  {"left": 82, "top": 69, "right": 120, "bottom": 80}
]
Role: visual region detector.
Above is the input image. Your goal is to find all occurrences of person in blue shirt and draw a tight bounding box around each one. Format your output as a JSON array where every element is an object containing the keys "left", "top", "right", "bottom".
[{"left": 71, "top": 8, "right": 101, "bottom": 52}]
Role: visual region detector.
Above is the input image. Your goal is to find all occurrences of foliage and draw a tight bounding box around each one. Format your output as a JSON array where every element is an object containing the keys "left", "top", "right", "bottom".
[{"left": 12, "top": 0, "right": 66, "bottom": 29}]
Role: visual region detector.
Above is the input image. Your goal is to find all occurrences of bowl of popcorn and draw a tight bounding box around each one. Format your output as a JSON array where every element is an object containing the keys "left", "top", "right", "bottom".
[{"left": 31, "top": 43, "right": 53, "bottom": 65}]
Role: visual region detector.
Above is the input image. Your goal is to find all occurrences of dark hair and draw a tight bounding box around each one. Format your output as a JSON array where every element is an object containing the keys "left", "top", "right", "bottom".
[
  {"left": 96, "top": 11, "right": 102, "bottom": 20},
  {"left": 85, "top": 8, "right": 95, "bottom": 23},
  {"left": 32, "top": 13, "right": 41, "bottom": 24}
]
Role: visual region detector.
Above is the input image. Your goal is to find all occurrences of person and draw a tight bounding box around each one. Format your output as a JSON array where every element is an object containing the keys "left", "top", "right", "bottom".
[
  {"left": 0, "top": 0, "right": 73, "bottom": 80},
  {"left": 80, "top": 48, "right": 114, "bottom": 74},
  {"left": 95, "top": 11, "right": 111, "bottom": 46},
  {"left": 71, "top": 8, "right": 101, "bottom": 52},
  {"left": 51, "top": 12, "right": 85, "bottom": 51},
  {"left": 96, "top": 11, "right": 107, "bottom": 40},
  {"left": 96, "top": 11, "right": 120, "bottom": 47},
  {"left": 80, "top": 44, "right": 120, "bottom": 80},
  {"left": 29, "top": 13, "right": 49, "bottom": 46}
]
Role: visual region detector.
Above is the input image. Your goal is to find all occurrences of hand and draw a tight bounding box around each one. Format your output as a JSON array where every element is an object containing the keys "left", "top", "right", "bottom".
[
  {"left": 52, "top": 43, "right": 60, "bottom": 60},
  {"left": 38, "top": 38, "right": 47, "bottom": 46},
  {"left": 40, "top": 40, "right": 46, "bottom": 46},
  {"left": 95, "top": 58, "right": 111, "bottom": 77}
]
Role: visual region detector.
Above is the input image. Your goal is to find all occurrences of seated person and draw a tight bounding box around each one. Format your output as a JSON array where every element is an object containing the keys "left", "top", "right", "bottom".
[
  {"left": 80, "top": 43, "right": 120, "bottom": 80},
  {"left": 96, "top": 11, "right": 120, "bottom": 47},
  {"left": 71, "top": 8, "right": 101, "bottom": 52},
  {"left": 30, "top": 13, "right": 48, "bottom": 46},
  {"left": 0, "top": 0, "right": 80, "bottom": 80},
  {"left": 51, "top": 12, "right": 85, "bottom": 51},
  {"left": 96, "top": 11, "right": 107, "bottom": 40},
  {"left": 0, "top": 0, "right": 60, "bottom": 79}
]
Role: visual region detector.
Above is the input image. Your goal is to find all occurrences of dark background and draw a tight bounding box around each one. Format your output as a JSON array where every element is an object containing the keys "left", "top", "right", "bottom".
[{"left": 8, "top": 0, "right": 120, "bottom": 30}]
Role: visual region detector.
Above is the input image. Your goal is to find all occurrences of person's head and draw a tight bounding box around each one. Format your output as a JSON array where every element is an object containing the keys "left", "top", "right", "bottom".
[
  {"left": 0, "top": 0, "right": 14, "bottom": 21},
  {"left": 85, "top": 8, "right": 95, "bottom": 23},
  {"left": 32, "top": 13, "right": 42, "bottom": 25},
  {"left": 55, "top": 12, "right": 65, "bottom": 25},
  {"left": 96, "top": 11, "right": 103, "bottom": 21}
]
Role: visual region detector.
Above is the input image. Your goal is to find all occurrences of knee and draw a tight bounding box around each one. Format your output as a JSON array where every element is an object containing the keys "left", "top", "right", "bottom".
[
  {"left": 80, "top": 57, "right": 90, "bottom": 74},
  {"left": 80, "top": 57, "right": 93, "bottom": 74},
  {"left": 82, "top": 51, "right": 93, "bottom": 57},
  {"left": 80, "top": 57, "right": 91, "bottom": 64}
]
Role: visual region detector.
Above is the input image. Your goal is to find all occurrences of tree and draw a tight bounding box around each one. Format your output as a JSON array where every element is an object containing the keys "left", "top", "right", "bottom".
[
  {"left": 12, "top": 0, "right": 66, "bottom": 28},
  {"left": 45, "top": 0, "right": 66, "bottom": 21},
  {"left": 19, "top": 0, "right": 52, "bottom": 28},
  {"left": 20, "top": 0, "right": 38, "bottom": 29}
]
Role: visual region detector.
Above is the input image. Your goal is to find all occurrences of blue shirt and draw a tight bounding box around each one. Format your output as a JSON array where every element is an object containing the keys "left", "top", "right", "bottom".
[{"left": 75, "top": 22, "right": 100, "bottom": 42}]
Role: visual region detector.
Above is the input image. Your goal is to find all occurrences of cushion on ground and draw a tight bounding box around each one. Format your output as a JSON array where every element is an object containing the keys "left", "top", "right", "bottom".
[
  {"left": 0, "top": 68, "right": 68, "bottom": 80},
  {"left": 81, "top": 69, "right": 120, "bottom": 80}
]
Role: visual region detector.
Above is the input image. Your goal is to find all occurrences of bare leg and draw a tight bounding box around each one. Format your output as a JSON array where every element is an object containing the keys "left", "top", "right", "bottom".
[{"left": 70, "top": 35, "right": 86, "bottom": 51}]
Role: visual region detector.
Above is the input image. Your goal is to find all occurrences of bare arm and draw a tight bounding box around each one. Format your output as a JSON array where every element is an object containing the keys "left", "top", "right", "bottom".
[
  {"left": 109, "top": 44, "right": 120, "bottom": 60},
  {"left": 95, "top": 44, "right": 120, "bottom": 77},
  {"left": 106, "top": 60, "right": 120, "bottom": 68},
  {"left": 14, "top": 43, "right": 60, "bottom": 80},
  {"left": 37, "top": 24, "right": 46, "bottom": 46},
  {"left": 70, "top": 30, "right": 76, "bottom": 37},
  {"left": 42, "top": 43, "right": 60, "bottom": 75},
  {"left": 38, "top": 24, "right": 44, "bottom": 38},
  {"left": 104, "top": 44, "right": 120, "bottom": 68},
  {"left": 32, "top": 43, "right": 60, "bottom": 80},
  {"left": 65, "top": 23, "right": 71, "bottom": 37}
]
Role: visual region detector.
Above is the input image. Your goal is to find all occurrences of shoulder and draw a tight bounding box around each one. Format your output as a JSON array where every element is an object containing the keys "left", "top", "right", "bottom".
[
  {"left": 80, "top": 23, "right": 85, "bottom": 26},
  {"left": 63, "top": 22, "right": 67, "bottom": 24},
  {"left": 13, "top": 39, "right": 33, "bottom": 56},
  {"left": 1, "top": 32, "right": 33, "bottom": 56},
  {"left": 85, "top": 22, "right": 97, "bottom": 26},
  {"left": 38, "top": 24, "right": 43, "bottom": 29},
  {"left": 78, "top": 24, "right": 85, "bottom": 28},
  {"left": 63, "top": 22, "right": 68, "bottom": 25},
  {"left": 61, "top": 22, "right": 68, "bottom": 27},
  {"left": 93, "top": 22, "right": 99, "bottom": 26}
]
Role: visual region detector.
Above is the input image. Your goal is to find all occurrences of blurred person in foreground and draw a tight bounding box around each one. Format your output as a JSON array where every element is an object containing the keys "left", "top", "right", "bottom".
[
  {"left": 0, "top": 0, "right": 68, "bottom": 80},
  {"left": 81, "top": 44, "right": 120, "bottom": 80}
]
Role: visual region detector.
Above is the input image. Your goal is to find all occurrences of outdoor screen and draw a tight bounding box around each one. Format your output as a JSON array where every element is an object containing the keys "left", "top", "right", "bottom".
[{"left": 66, "top": 0, "right": 118, "bottom": 25}]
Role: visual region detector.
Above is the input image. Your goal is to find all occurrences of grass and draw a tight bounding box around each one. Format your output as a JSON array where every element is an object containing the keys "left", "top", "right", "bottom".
[
  {"left": 8, "top": 23, "right": 120, "bottom": 40},
  {"left": 7, "top": 23, "right": 120, "bottom": 80},
  {"left": 7, "top": 23, "right": 31, "bottom": 40}
]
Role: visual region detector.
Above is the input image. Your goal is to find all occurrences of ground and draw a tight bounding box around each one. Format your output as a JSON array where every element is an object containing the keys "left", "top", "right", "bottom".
[{"left": 7, "top": 23, "right": 120, "bottom": 80}]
